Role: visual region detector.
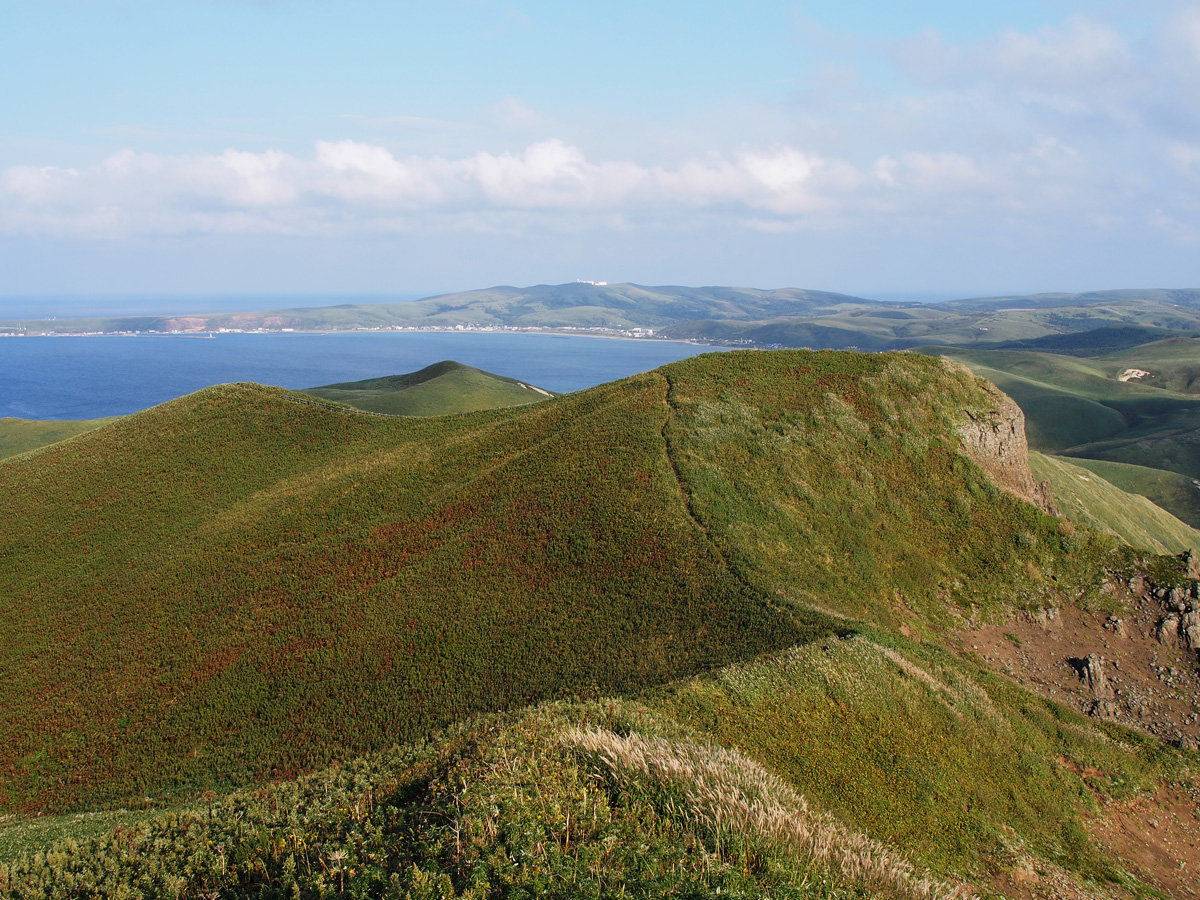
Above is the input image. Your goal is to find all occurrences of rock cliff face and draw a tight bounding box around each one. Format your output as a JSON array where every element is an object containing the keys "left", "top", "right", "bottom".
[{"left": 957, "top": 381, "right": 1058, "bottom": 515}]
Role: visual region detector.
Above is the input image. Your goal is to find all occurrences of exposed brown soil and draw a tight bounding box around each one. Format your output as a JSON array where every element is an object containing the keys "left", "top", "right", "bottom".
[
  {"left": 1090, "top": 781, "right": 1200, "bottom": 899},
  {"left": 957, "top": 572, "right": 1200, "bottom": 898},
  {"left": 958, "top": 584, "right": 1200, "bottom": 749}
]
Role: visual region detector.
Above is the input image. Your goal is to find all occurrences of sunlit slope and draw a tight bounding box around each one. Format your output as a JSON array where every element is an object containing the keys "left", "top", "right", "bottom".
[
  {"left": 1030, "top": 452, "right": 1200, "bottom": 554},
  {"left": 0, "top": 350, "right": 1095, "bottom": 815},
  {"left": 1064, "top": 456, "right": 1200, "bottom": 529},
  {"left": 304, "top": 359, "right": 552, "bottom": 416},
  {"left": 0, "top": 417, "right": 119, "bottom": 461},
  {"left": 0, "top": 373, "right": 808, "bottom": 812},
  {"left": 661, "top": 352, "right": 1085, "bottom": 632}
]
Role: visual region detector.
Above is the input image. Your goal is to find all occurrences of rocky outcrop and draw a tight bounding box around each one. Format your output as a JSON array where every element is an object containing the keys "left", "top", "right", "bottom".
[
  {"left": 957, "top": 382, "right": 1058, "bottom": 515},
  {"left": 1158, "top": 607, "right": 1200, "bottom": 652},
  {"left": 1082, "top": 653, "right": 1113, "bottom": 699}
]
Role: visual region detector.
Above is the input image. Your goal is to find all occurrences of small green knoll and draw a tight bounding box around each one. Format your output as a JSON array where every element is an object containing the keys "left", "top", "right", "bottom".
[{"left": 303, "top": 359, "right": 553, "bottom": 416}]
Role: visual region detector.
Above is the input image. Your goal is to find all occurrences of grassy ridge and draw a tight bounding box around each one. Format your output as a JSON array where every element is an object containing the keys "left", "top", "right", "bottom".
[
  {"left": 0, "top": 350, "right": 1096, "bottom": 814},
  {"left": 0, "top": 703, "right": 965, "bottom": 900},
  {"left": 304, "top": 360, "right": 553, "bottom": 416},
  {"left": 0, "top": 417, "right": 119, "bottom": 461},
  {"left": 1, "top": 349, "right": 1193, "bottom": 897},
  {"left": 1, "top": 684, "right": 1181, "bottom": 898},
  {"left": 0, "top": 369, "right": 812, "bottom": 813},
  {"left": 662, "top": 351, "right": 1099, "bottom": 633}
]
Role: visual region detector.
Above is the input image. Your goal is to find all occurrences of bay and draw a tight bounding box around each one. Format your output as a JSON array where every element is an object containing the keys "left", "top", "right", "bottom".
[{"left": 0, "top": 331, "right": 715, "bottom": 420}]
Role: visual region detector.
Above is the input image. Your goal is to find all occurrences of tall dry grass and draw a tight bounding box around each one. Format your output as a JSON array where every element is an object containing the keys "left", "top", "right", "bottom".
[{"left": 565, "top": 725, "right": 976, "bottom": 900}]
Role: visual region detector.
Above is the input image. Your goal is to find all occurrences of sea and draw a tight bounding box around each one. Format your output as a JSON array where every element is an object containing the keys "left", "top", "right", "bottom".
[{"left": 0, "top": 331, "right": 718, "bottom": 420}]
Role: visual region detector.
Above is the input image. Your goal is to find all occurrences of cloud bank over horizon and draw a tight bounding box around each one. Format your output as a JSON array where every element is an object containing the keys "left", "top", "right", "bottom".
[{"left": 0, "top": 1, "right": 1197, "bottom": 297}]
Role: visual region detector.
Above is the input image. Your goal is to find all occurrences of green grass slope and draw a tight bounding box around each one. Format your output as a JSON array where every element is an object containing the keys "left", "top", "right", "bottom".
[
  {"left": 1030, "top": 451, "right": 1200, "bottom": 554},
  {"left": 0, "top": 350, "right": 1099, "bottom": 817},
  {"left": 1, "top": 683, "right": 1182, "bottom": 899},
  {"left": 0, "top": 370, "right": 811, "bottom": 814},
  {"left": 1062, "top": 456, "right": 1200, "bottom": 529},
  {"left": 660, "top": 351, "right": 1095, "bottom": 634},
  {"left": 303, "top": 360, "right": 553, "bottom": 416},
  {"left": 0, "top": 417, "right": 119, "bottom": 461},
  {"left": 653, "top": 635, "right": 1176, "bottom": 889}
]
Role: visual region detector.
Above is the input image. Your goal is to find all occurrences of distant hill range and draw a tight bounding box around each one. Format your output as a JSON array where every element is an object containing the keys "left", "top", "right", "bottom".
[{"left": 6, "top": 284, "right": 1200, "bottom": 351}]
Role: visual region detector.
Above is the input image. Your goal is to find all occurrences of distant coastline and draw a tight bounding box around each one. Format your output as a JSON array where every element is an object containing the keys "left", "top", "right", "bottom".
[{"left": 0, "top": 329, "right": 716, "bottom": 420}]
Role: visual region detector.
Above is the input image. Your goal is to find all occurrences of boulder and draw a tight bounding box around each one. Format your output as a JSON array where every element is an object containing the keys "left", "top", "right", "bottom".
[
  {"left": 1157, "top": 615, "right": 1182, "bottom": 648},
  {"left": 1182, "top": 610, "right": 1200, "bottom": 651}
]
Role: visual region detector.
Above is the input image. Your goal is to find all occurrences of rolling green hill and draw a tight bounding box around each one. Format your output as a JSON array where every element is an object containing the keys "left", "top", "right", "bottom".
[
  {"left": 939, "top": 287, "right": 1200, "bottom": 312},
  {"left": 659, "top": 298, "right": 1200, "bottom": 350},
  {"left": 0, "top": 417, "right": 119, "bottom": 461},
  {"left": 303, "top": 360, "right": 553, "bottom": 416},
  {"left": 1029, "top": 451, "right": 1200, "bottom": 554},
  {"left": 0, "top": 284, "right": 881, "bottom": 335},
  {"left": 2, "top": 349, "right": 1196, "bottom": 898}
]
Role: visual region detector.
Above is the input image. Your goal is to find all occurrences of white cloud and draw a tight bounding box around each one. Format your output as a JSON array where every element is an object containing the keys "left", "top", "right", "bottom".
[{"left": 0, "top": 114, "right": 1194, "bottom": 248}]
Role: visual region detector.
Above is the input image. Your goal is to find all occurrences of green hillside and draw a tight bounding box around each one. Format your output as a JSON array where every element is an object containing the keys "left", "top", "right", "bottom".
[
  {"left": 1062, "top": 456, "right": 1200, "bottom": 529},
  {"left": 1099, "top": 335, "right": 1200, "bottom": 394},
  {"left": 0, "top": 417, "right": 119, "bottom": 461},
  {"left": 304, "top": 360, "right": 553, "bottom": 416},
  {"left": 1030, "top": 451, "right": 1200, "bottom": 554},
  {"left": 0, "top": 283, "right": 881, "bottom": 334},
  {"left": 658, "top": 296, "right": 1200, "bottom": 350},
  {"left": 0, "top": 367, "right": 808, "bottom": 814},
  {"left": 924, "top": 345, "right": 1200, "bottom": 526},
  {"left": 0, "top": 350, "right": 1091, "bottom": 816},
  {"left": 2, "top": 349, "right": 1195, "bottom": 898},
  {"left": 2, "top": 684, "right": 1177, "bottom": 900}
]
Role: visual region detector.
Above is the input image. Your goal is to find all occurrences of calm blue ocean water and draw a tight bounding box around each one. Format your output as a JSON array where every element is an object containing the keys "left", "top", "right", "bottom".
[{"left": 0, "top": 332, "right": 717, "bottom": 420}]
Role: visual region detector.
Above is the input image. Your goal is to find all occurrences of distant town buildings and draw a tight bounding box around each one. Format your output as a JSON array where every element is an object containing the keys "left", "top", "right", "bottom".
[{"left": 576, "top": 279, "right": 608, "bottom": 286}]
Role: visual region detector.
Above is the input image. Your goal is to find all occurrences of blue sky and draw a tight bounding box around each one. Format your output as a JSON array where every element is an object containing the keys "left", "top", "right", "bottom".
[{"left": 1, "top": 0, "right": 1197, "bottom": 306}]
